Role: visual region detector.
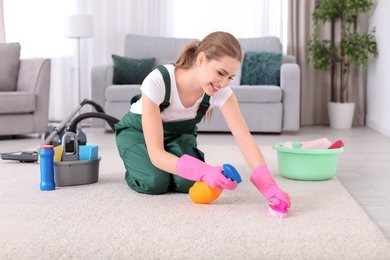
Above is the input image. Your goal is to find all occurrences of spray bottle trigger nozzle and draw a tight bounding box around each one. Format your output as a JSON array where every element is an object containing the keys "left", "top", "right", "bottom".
[{"left": 222, "top": 164, "right": 242, "bottom": 184}]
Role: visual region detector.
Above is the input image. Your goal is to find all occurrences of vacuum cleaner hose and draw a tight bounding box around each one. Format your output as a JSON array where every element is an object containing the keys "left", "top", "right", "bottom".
[
  {"left": 68, "top": 112, "right": 120, "bottom": 133},
  {"left": 80, "top": 99, "right": 106, "bottom": 113}
]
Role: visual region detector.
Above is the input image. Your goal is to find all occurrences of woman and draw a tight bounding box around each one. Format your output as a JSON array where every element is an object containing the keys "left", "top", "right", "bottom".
[{"left": 115, "top": 31, "right": 290, "bottom": 208}]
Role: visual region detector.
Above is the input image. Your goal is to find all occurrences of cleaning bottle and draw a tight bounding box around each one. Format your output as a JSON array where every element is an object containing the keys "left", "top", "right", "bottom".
[
  {"left": 189, "top": 164, "right": 242, "bottom": 204},
  {"left": 39, "top": 145, "right": 55, "bottom": 191}
]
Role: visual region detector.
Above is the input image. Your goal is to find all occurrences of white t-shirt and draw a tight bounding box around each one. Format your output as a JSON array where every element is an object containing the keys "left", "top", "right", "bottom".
[{"left": 130, "top": 64, "right": 233, "bottom": 122}]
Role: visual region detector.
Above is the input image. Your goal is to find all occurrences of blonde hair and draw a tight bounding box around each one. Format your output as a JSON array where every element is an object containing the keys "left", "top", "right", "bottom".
[{"left": 174, "top": 31, "right": 242, "bottom": 121}]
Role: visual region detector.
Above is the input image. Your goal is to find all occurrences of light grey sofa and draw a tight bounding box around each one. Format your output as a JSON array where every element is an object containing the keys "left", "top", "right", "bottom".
[
  {"left": 0, "top": 43, "right": 51, "bottom": 136},
  {"left": 91, "top": 34, "right": 300, "bottom": 133}
]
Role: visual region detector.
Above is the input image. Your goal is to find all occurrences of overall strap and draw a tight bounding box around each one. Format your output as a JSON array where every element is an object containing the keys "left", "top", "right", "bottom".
[
  {"left": 156, "top": 65, "right": 171, "bottom": 112},
  {"left": 195, "top": 94, "right": 210, "bottom": 123},
  {"left": 156, "top": 64, "right": 210, "bottom": 122}
]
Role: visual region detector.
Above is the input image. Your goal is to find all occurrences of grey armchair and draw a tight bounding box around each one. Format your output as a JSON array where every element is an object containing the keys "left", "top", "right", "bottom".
[{"left": 0, "top": 42, "right": 51, "bottom": 136}]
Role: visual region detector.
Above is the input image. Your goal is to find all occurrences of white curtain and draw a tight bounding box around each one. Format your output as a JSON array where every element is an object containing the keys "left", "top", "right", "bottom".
[
  {"left": 4, "top": 0, "right": 76, "bottom": 121},
  {"left": 0, "top": 0, "right": 5, "bottom": 43},
  {"left": 3, "top": 0, "right": 172, "bottom": 121},
  {"left": 171, "top": 0, "right": 288, "bottom": 53},
  {"left": 3, "top": 0, "right": 287, "bottom": 121}
]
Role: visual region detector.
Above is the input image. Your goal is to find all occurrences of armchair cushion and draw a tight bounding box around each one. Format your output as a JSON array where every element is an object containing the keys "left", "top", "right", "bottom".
[
  {"left": 0, "top": 42, "right": 21, "bottom": 91},
  {"left": 112, "top": 55, "right": 155, "bottom": 84},
  {"left": 240, "top": 51, "right": 282, "bottom": 86},
  {"left": 0, "top": 92, "right": 35, "bottom": 114}
]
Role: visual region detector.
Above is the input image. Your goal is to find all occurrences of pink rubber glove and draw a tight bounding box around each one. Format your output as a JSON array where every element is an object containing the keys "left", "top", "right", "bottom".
[
  {"left": 176, "top": 154, "right": 238, "bottom": 190},
  {"left": 250, "top": 165, "right": 291, "bottom": 208}
]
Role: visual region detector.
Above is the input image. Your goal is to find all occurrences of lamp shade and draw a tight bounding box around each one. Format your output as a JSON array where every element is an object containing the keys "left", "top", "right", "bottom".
[{"left": 65, "top": 15, "right": 93, "bottom": 38}]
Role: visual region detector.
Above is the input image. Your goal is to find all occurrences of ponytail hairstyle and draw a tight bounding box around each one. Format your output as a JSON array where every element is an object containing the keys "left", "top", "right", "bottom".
[
  {"left": 174, "top": 31, "right": 243, "bottom": 121},
  {"left": 174, "top": 31, "right": 242, "bottom": 69}
]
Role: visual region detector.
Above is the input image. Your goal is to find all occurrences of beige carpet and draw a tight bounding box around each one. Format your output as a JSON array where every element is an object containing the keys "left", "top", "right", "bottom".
[{"left": 1, "top": 132, "right": 390, "bottom": 259}]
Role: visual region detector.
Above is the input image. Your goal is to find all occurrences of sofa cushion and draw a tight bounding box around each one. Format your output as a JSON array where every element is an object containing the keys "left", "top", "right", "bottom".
[
  {"left": 106, "top": 84, "right": 142, "bottom": 102},
  {"left": 240, "top": 51, "right": 282, "bottom": 86},
  {"left": 238, "top": 37, "right": 282, "bottom": 52},
  {"left": 0, "top": 42, "right": 21, "bottom": 92},
  {"left": 231, "top": 85, "right": 282, "bottom": 103},
  {"left": 0, "top": 92, "right": 35, "bottom": 114},
  {"left": 112, "top": 55, "right": 155, "bottom": 84}
]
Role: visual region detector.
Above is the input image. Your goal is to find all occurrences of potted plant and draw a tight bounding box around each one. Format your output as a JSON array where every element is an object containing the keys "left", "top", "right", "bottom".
[{"left": 307, "top": 0, "right": 378, "bottom": 129}]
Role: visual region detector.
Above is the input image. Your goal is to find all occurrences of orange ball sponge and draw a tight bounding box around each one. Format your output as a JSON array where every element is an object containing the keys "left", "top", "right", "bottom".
[{"left": 189, "top": 181, "right": 223, "bottom": 204}]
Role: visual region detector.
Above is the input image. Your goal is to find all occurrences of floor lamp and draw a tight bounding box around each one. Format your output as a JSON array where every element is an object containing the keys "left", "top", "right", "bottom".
[{"left": 65, "top": 15, "right": 93, "bottom": 105}]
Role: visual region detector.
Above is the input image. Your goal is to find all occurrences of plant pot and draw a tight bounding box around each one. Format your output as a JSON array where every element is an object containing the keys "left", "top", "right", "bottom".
[{"left": 328, "top": 102, "right": 355, "bottom": 129}]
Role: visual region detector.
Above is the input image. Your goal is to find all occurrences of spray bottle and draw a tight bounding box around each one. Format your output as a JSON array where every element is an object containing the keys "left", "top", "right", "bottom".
[{"left": 189, "top": 164, "right": 242, "bottom": 204}]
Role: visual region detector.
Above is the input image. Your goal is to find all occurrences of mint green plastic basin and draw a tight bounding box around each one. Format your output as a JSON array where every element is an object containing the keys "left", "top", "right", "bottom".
[{"left": 273, "top": 142, "right": 344, "bottom": 181}]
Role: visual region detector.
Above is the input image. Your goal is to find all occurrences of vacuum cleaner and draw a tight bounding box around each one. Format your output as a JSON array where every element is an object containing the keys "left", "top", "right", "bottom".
[{"left": 1, "top": 99, "right": 119, "bottom": 163}]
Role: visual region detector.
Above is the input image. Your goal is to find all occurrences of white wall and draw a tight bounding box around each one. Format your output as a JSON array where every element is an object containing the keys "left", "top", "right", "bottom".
[{"left": 366, "top": 0, "right": 390, "bottom": 137}]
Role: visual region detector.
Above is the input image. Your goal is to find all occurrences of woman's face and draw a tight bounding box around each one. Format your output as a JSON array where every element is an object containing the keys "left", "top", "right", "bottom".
[{"left": 197, "top": 53, "right": 240, "bottom": 96}]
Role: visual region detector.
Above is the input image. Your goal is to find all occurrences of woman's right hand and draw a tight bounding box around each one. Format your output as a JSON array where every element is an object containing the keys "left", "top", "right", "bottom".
[{"left": 176, "top": 154, "right": 238, "bottom": 190}]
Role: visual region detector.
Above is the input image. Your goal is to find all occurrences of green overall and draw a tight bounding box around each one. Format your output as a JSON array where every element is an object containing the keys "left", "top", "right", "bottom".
[{"left": 115, "top": 65, "right": 210, "bottom": 195}]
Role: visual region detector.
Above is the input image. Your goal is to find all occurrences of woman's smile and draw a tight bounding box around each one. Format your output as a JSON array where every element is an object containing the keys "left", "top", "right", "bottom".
[{"left": 211, "top": 83, "right": 220, "bottom": 92}]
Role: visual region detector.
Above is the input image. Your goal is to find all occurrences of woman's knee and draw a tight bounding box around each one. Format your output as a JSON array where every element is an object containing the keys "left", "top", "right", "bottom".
[
  {"left": 125, "top": 170, "right": 171, "bottom": 195},
  {"left": 171, "top": 175, "right": 195, "bottom": 193}
]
